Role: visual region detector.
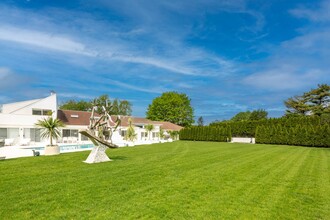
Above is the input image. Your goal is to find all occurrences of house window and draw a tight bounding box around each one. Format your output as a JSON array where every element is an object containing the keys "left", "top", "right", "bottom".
[
  {"left": 43, "top": 109, "right": 52, "bottom": 116},
  {"left": 152, "top": 132, "right": 159, "bottom": 138},
  {"left": 62, "top": 129, "right": 79, "bottom": 137},
  {"left": 0, "top": 128, "right": 7, "bottom": 138},
  {"left": 32, "top": 109, "right": 52, "bottom": 116},
  {"left": 32, "top": 109, "right": 42, "bottom": 115},
  {"left": 0, "top": 128, "right": 19, "bottom": 139},
  {"left": 121, "top": 130, "right": 127, "bottom": 137},
  {"left": 81, "top": 135, "right": 89, "bottom": 141},
  {"left": 141, "top": 132, "right": 148, "bottom": 139},
  {"left": 25, "top": 128, "right": 41, "bottom": 142}
]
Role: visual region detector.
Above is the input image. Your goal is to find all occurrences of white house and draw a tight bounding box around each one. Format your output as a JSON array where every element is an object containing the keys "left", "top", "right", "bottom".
[
  {"left": 57, "top": 110, "right": 182, "bottom": 146},
  {"left": 0, "top": 93, "right": 58, "bottom": 146},
  {"left": 0, "top": 93, "right": 183, "bottom": 147}
]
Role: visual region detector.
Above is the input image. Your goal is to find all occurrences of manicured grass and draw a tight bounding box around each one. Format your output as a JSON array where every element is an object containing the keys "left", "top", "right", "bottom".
[{"left": 0, "top": 141, "right": 329, "bottom": 219}]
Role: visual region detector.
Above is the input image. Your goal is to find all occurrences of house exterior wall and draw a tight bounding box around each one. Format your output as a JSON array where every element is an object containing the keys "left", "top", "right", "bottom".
[
  {"left": 0, "top": 93, "right": 57, "bottom": 117},
  {"left": 0, "top": 93, "right": 58, "bottom": 145}
]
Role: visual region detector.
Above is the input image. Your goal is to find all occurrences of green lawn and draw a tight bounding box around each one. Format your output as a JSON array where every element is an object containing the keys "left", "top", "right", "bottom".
[{"left": 0, "top": 141, "right": 329, "bottom": 219}]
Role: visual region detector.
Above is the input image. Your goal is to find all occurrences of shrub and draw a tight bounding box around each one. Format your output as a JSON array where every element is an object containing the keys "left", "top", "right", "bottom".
[
  {"left": 255, "top": 124, "right": 330, "bottom": 148},
  {"left": 179, "top": 126, "right": 231, "bottom": 142}
]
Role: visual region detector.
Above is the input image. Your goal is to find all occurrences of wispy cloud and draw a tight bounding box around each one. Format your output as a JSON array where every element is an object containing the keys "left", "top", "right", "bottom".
[
  {"left": 0, "top": 4, "right": 236, "bottom": 77},
  {"left": 0, "top": 25, "right": 93, "bottom": 56},
  {"left": 242, "top": 68, "right": 325, "bottom": 91},
  {"left": 57, "top": 93, "right": 96, "bottom": 100},
  {"left": 290, "top": 0, "right": 330, "bottom": 22},
  {"left": 106, "top": 79, "right": 164, "bottom": 94},
  {"left": 0, "top": 67, "right": 42, "bottom": 102},
  {"left": 241, "top": 1, "right": 330, "bottom": 92}
]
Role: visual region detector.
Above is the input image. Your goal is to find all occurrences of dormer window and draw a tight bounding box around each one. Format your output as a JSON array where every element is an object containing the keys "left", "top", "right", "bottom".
[{"left": 71, "top": 114, "right": 79, "bottom": 118}]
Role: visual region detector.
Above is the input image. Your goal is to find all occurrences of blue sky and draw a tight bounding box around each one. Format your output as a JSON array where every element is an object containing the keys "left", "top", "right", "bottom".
[{"left": 0, "top": 0, "right": 329, "bottom": 123}]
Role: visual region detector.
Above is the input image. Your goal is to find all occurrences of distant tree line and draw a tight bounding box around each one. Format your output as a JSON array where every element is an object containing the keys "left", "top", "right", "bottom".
[
  {"left": 230, "top": 109, "right": 268, "bottom": 122},
  {"left": 194, "top": 84, "right": 330, "bottom": 147},
  {"left": 60, "top": 94, "right": 132, "bottom": 116},
  {"left": 209, "top": 116, "right": 323, "bottom": 137},
  {"left": 180, "top": 115, "right": 329, "bottom": 147}
]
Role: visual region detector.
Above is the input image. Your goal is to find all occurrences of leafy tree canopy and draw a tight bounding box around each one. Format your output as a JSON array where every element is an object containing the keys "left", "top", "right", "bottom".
[
  {"left": 146, "top": 91, "right": 194, "bottom": 127},
  {"left": 60, "top": 100, "right": 92, "bottom": 112},
  {"left": 230, "top": 109, "right": 268, "bottom": 122},
  {"left": 249, "top": 109, "right": 268, "bottom": 121},
  {"left": 60, "top": 94, "right": 132, "bottom": 116},
  {"left": 285, "top": 84, "right": 330, "bottom": 116},
  {"left": 231, "top": 111, "right": 251, "bottom": 121}
]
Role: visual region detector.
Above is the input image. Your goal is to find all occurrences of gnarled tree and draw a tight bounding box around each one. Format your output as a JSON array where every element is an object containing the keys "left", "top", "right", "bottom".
[{"left": 285, "top": 84, "right": 330, "bottom": 116}]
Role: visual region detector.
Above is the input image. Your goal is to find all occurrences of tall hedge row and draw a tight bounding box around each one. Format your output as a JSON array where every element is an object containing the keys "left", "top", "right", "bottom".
[
  {"left": 179, "top": 126, "right": 231, "bottom": 142},
  {"left": 255, "top": 124, "right": 330, "bottom": 147},
  {"left": 209, "top": 116, "right": 322, "bottom": 137}
]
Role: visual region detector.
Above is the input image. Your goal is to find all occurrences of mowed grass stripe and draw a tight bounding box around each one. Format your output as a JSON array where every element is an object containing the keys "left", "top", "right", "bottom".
[
  {"left": 0, "top": 141, "right": 329, "bottom": 219},
  {"left": 172, "top": 145, "right": 307, "bottom": 219},
  {"left": 222, "top": 146, "right": 307, "bottom": 219}
]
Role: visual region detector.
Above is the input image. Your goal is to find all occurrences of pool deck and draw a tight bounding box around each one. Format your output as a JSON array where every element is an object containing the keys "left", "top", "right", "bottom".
[{"left": 0, "top": 142, "right": 94, "bottom": 159}]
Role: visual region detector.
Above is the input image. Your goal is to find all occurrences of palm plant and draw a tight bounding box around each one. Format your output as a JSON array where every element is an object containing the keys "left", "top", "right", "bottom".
[
  {"left": 168, "top": 130, "right": 179, "bottom": 140},
  {"left": 145, "top": 124, "right": 154, "bottom": 140},
  {"left": 35, "top": 117, "right": 64, "bottom": 146},
  {"left": 124, "top": 118, "right": 137, "bottom": 142},
  {"left": 159, "top": 127, "right": 165, "bottom": 140}
]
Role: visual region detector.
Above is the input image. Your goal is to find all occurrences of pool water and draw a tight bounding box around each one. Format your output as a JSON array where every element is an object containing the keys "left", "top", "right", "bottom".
[{"left": 28, "top": 144, "right": 94, "bottom": 152}]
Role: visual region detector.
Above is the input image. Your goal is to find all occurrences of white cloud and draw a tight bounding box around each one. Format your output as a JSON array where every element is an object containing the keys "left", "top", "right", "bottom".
[
  {"left": 241, "top": 2, "right": 330, "bottom": 92},
  {"left": 290, "top": 0, "right": 330, "bottom": 22},
  {"left": 58, "top": 93, "right": 96, "bottom": 100},
  {"left": 0, "top": 22, "right": 233, "bottom": 77},
  {"left": 0, "top": 25, "right": 93, "bottom": 56},
  {"left": 106, "top": 79, "right": 164, "bottom": 94},
  {"left": 242, "top": 68, "right": 325, "bottom": 91},
  {"left": 0, "top": 3, "right": 237, "bottom": 77}
]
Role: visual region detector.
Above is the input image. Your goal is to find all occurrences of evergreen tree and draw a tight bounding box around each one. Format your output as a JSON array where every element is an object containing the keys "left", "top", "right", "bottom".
[
  {"left": 285, "top": 84, "right": 330, "bottom": 116},
  {"left": 197, "top": 116, "right": 204, "bottom": 126}
]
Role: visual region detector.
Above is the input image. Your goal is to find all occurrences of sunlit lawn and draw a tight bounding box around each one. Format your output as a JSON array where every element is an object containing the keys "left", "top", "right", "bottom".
[{"left": 0, "top": 141, "right": 329, "bottom": 219}]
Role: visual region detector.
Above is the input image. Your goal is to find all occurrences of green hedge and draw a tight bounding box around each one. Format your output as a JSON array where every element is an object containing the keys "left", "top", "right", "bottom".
[
  {"left": 255, "top": 124, "right": 330, "bottom": 147},
  {"left": 179, "top": 126, "right": 231, "bottom": 142},
  {"left": 209, "top": 116, "right": 322, "bottom": 137},
  {"left": 180, "top": 116, "right": 329, "bottom": 147}
]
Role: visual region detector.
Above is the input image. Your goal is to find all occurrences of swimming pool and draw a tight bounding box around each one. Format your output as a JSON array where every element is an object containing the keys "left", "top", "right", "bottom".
[{"left": 27, "top": 144, "right": 94, "bottom": 153}]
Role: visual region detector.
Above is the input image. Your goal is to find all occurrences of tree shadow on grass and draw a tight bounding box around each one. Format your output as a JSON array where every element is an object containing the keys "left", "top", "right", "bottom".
[{"left": 110, "top": 155, "right": 128, "bottom": 161}]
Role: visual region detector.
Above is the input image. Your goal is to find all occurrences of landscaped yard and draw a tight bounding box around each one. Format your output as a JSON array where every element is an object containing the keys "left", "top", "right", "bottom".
[{"left": 0, "top": 141, "right": 329, "bottom": 219}]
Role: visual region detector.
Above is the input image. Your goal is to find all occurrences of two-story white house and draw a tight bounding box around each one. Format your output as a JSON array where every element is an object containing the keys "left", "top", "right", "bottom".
[{"left": 0, "top": 93, "right": 57, "bottom": 146}]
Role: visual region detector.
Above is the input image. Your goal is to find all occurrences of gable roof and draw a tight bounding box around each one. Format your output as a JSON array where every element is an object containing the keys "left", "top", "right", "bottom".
[
  {"left": 57, "top": 110, "right": 94, "bottom": 126},
  {"left": 57, "top": 110, "right": 183, "bottom": 131},
  {"left": 154, "top": 121, "right": 183, "bottom": 131}
]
